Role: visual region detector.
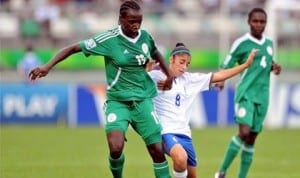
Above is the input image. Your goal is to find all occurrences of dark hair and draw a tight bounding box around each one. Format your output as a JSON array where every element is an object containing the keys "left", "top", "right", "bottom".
[
  {"left": 119, "top": 0, "right": 141, "bottom": 17},
  {"left": 171, "top": 42, "right": 191, "bottom": 56},
  {"left": 248, "top": 7, "right": 267, "bottom": 21}
]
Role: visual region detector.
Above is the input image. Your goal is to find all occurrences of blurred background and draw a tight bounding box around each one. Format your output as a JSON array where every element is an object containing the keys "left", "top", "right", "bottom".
[{"left": 0, "top": 0, "right": 300, "bottom": 128}]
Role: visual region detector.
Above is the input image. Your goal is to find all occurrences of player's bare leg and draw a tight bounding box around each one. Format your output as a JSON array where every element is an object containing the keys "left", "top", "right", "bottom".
[
  {"left": 170, "top": 144, "right": 188, "bottom": 178},
  {"left": 107, "top": 130, "right": 125, "bottom": 178}
]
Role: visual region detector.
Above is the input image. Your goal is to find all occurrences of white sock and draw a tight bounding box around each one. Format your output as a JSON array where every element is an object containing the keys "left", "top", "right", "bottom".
[{"left": 173, "top": 169, "right": 187, "bottom": 178}]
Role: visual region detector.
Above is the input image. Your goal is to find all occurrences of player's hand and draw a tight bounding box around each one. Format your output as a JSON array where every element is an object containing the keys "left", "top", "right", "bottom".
[
  {"left": 271, "top": 63, "right": 281, "bottom": 75},
  {"left": 245, "top": 49, "right": 259, "bottom": 67},
  {"left": 145, "top": 60, "right": 159, "bottom": 72},
  {"left": 157, "top": 77, "right": 173, "bottom": 91},
  {"left": 29, "top": 66, "right": 49, "bottom": 81},
  {"left": 213, "top": 81, "right": 225, "bottom": 91}
]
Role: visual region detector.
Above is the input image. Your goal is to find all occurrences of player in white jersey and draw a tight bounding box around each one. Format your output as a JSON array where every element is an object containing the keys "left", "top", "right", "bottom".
[{"left": 148, "top": 43, "right": 258, "bottom": 178}]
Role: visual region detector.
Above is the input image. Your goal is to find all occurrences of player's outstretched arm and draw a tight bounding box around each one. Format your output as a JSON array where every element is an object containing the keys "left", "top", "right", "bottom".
[
  {"left": 29, "top": 43, "right": 82, "bottom": 81},
  {"left": 211, "top": 49, "right": 259, "bottom": 83}
]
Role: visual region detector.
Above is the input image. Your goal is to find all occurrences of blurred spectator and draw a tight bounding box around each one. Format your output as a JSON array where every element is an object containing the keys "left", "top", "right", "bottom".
[
  {"left": 17, "top": 45, "right": 42, "bottom": 83},
  {"left": 18, "top": 0, "right": 40, "bottom": 46},
  {"left": 201, "top": 0, "right": 219, "bottom": 14},
  {"left": 142, "top": 0, "right": 185, "bottom": 18},
  {"left": 35, "top": 0, "right": 60, "bottom": 44},
  {"left": 55, "top": 0, "right": 69, "bottom": 5},
  {"left": 74, "top": 0, "right": 95, "bottom": 12}
]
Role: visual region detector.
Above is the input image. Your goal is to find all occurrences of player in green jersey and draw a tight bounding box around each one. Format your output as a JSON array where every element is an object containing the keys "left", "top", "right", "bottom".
[
  {"left": 29, "top": 1, "right": 173, "bottom": 178},
  {"left": 214, "top": 8, "right": 281, "bottom": 178}
]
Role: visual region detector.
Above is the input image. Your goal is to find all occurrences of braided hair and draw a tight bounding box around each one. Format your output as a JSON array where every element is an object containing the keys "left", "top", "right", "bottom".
[
  {"left": 171, "top": 42, "right": 191, "bottom": 57},
  {"left": 248, "top": 7, "right": 267, "bottom": 21},
  {"left": 119, "top": 0, "right": 141, "bottom": 18}
]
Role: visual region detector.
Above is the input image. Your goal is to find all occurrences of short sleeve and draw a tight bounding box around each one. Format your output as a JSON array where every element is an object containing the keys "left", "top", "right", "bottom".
[
  {"left": 79, "top": 37, "right": 111, "bottom": 57},
  {"left": 148, "top": 70, "right": 166, "bottom": 84},
  {"left": 79, "top": 29, "right": 118, "bottom": 57},
  {"left": 184, "top": 72, "right": 212, "bottom": 94}
]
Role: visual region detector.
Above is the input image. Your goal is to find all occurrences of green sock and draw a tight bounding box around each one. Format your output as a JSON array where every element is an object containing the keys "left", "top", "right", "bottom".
[
  {"left": 153, "top": 161, "right": 171, "bottom": 178},
  {"left": 109, "top": 154, "right": 125, "bottom": 178},
  {"left": 239, "top": 144, "right": 254, "bottom": 178},
  {"left": 220, "top": 135, "right": 243, "bottom": 172}
]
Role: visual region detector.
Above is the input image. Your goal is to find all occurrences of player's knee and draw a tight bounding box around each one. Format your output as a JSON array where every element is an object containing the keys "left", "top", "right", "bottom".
[
  {"left": 171, "top": 145, "right": 188, "bottom": 170},
  {"left": 107, "top": 130, "right": 125, "bottom": 156},
  {"left": 239, "top": 130, "right": 251, "bottom": 141},
  {"left": 238, "top": 124, "right": 252, "bottom": 141},
  {"left": 108, "top": 139, "right": 124, "bottom": 158},
  {"left": 173, "top": 154, "right": 187, "bottom": 170}
]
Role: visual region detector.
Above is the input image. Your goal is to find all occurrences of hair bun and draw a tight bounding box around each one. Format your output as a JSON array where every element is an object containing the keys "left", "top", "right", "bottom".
[
  {"left": 175, "top": 42, "right": 185, "bottom": 47},
  {"left": 171, "top": 42, "right": 190, "bottom": 56}
]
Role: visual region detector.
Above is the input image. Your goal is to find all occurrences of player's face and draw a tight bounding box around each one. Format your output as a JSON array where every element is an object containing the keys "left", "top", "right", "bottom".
[
  {"left": 169, "top": 53, "right": 191, "bottom": 77},
  {"left": 119, "top": 9, "right": 142, "bottom": 38},
  {"left": 248, "top": 12, "right": 266, "bottom": 39}
]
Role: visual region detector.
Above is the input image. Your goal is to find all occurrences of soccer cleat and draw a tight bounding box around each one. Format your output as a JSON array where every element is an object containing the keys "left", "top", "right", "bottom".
[{"left": 214, "top": 172, "right": 226, "bottom": 178}]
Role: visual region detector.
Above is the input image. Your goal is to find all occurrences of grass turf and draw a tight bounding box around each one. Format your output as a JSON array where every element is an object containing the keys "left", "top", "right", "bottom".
[{"left": 1, "top": 126, "right": 299, "bottom": 178}]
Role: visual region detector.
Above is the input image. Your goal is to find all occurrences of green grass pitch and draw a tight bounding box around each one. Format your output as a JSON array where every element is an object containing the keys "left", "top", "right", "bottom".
[{"left": 1, "top": 126, "right": 299, "bottom": 178}]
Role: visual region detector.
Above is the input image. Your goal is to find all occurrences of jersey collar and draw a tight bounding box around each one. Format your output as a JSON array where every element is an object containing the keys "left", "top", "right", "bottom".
[
  {"left": 247, "top": 33, "right": 266, "bottom": 45},
  {"left": 119, "top": 25, "right": 141, "bottom": 43}
]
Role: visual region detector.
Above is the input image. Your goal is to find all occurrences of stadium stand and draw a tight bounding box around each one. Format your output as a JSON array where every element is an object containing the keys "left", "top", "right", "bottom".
[
  {"left": 0, "top": 12, "right": 19, "bottom": 38},
  {"left": 0, "top": 0, "right": 298, "bottom": 48}
]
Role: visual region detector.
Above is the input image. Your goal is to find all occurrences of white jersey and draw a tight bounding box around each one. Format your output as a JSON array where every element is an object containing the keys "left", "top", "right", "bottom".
[{"left": 148, "top": 70, "right": 212, "bottom": 137}]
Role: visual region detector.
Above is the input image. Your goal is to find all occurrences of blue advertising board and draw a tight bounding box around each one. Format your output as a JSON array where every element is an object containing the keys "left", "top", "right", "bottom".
[
  {"left": 74, "top": 85, "right": 106, "bottom": 126},
  {"left": 0, "top": 83, "right": 69, "bottom": 124},
  {"left": 1, "top": 82, "right": 299, "bottom": 127}
]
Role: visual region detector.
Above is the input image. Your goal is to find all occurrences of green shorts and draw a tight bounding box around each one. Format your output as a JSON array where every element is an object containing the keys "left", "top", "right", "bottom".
[
  {"left": 103, "top": 99, "right": 162, "bottom": 145},
  {"left": 234, "top": 98, "right": 268, "bottom": 133}
]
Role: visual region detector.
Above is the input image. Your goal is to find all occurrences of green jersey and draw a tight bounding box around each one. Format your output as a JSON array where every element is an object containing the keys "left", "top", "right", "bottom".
[
  {"left": 80, "top": 26, "right": 158, "bottom": 101},
  {"left": 221, "top": 33, "right": 274, "bottom": 104}
]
